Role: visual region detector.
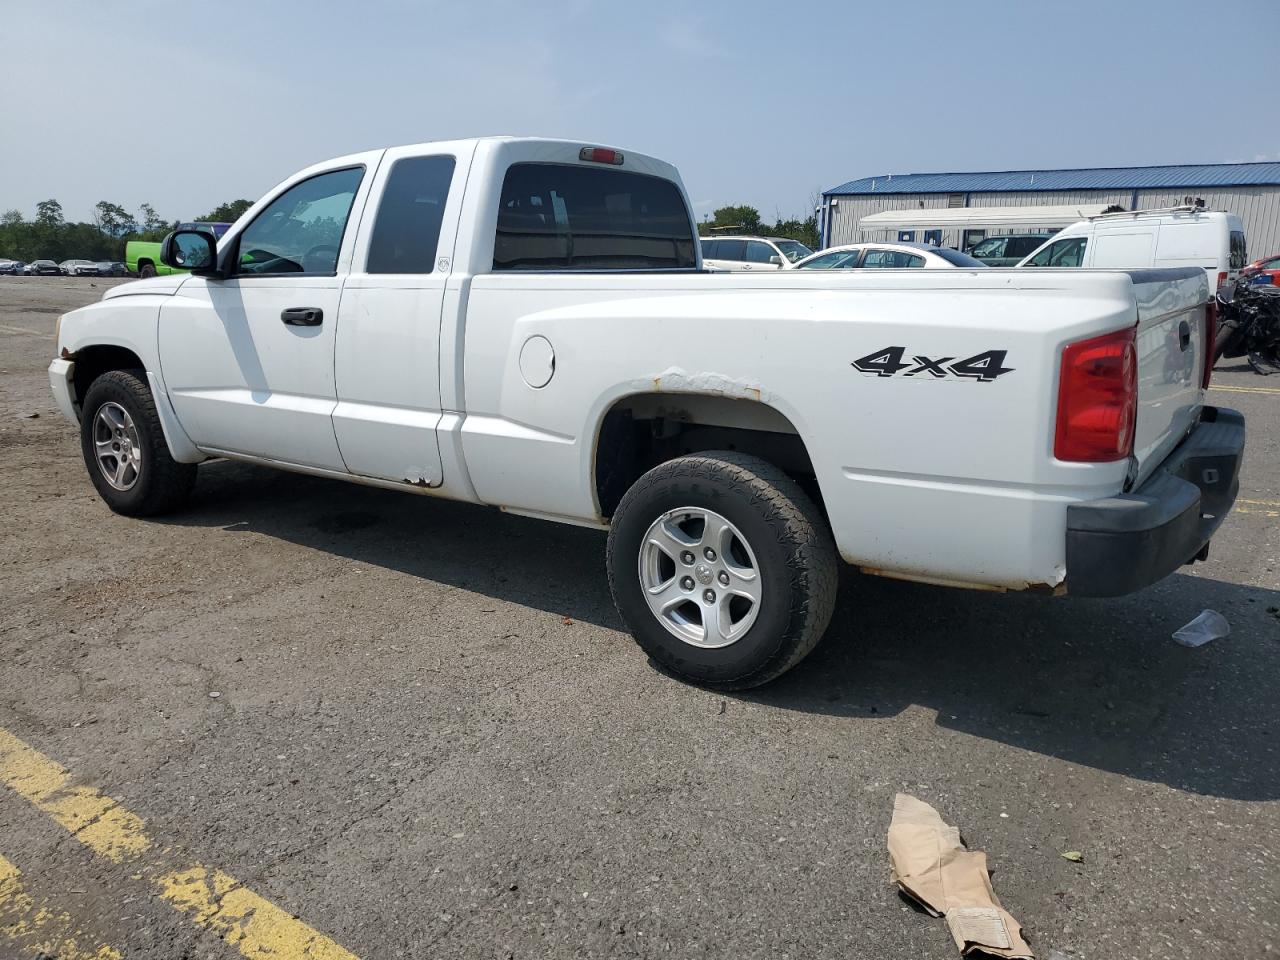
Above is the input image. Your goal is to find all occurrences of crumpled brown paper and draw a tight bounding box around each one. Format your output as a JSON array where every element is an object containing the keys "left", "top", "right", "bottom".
[{"left": 888, "top": 793, "right": 1034, "bottom": 958}]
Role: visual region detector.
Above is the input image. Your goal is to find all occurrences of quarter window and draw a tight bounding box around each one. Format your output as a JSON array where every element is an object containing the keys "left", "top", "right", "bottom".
[
  {"left": 493, "top": 163, "right": 695, "bottom": 270},
  {"left": 367, "top": 155, "right": 456, "bottom": 274},
  {"left": 234, "top": 167, "right": 364, "bottom": 276},
  {"left": 700, "top": 239, "right": 720, "bottom": 260}
]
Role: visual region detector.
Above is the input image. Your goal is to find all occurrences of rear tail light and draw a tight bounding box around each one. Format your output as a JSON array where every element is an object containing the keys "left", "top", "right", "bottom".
[
  {"left": 579, "top": 147, "right": 623, "bottom": 165},
  {"left": 1216, "top": 270, "right": 1228, "bottom": 290},
  {"left": 1202, "top": 300, "right": 1216, "bottom": 389},
  {"left": 1054, "top": 326, "right": 1137, "bottom": 462}
]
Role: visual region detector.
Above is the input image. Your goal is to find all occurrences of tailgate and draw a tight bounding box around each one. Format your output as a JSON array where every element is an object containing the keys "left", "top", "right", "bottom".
[{"left": 1127, "top": 268, "right": 1211, "bottom": 484}]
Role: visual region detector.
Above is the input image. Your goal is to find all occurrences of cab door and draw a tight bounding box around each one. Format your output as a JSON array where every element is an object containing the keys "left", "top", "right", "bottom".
[
  {"left": 158, "top": 160, "right": 376, "bottom": 470},
  {"left": 331, "top": 142, "right": 474, "bottom": 485}
]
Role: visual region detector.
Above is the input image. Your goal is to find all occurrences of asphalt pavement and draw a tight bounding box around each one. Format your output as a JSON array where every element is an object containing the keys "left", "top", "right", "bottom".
[{"left": 1, "top": 276, "right": 1276, "bottom": 959}]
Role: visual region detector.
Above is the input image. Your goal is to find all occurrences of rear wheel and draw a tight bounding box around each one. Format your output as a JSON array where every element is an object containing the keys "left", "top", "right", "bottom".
[
  {"left": 138, "top": 262, "right": 157, "bottom": 279},
  {"left": 607, "top": 452, "right": 837, "bottom": 690},
  {"left": 79, "top": 369, "right": 196, "bottom": 516}
]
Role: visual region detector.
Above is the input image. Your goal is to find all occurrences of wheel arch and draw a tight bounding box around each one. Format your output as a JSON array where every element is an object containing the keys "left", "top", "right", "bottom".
[
  {"left": 65, "top": 341, "right": 203, "bottom": 463},
  {"left": 591, "top": 390, "right": 826, "bottom": 525}
]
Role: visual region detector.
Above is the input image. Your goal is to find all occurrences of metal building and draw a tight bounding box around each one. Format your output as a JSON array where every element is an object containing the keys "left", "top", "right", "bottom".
[{"left": 820, "top": 162, "right": 1280, "bottom": 256}]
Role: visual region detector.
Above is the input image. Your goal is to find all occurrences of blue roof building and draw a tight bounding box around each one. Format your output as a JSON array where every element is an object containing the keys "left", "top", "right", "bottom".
[{"left": 820, "top": 162, "right": 1280, "bottom": 254}]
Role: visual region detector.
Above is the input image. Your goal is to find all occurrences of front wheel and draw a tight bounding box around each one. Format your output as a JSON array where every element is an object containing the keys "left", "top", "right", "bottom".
[
  {"left": 607, "top": 452, "right": 838, "bottom": 690},
  {"left": 79, "top": 369, "right": 197, "bottom": 516}
]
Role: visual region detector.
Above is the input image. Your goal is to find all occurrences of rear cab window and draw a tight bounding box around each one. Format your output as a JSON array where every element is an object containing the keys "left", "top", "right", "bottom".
[{"left": 494, "top": 163, "right": 696, "bottom": 270}]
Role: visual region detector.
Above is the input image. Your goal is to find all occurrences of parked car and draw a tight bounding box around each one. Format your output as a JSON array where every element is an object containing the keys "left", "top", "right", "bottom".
[
  {"left": 126, "top": 222, "right": 232, "bottom": 278},
  {"left": 1240, "top": 253, "right": 1280, "bottom": 287},
  {"left": 795, "top": 242, "right": 986, "bottom": 270},
  {"left": 0, "top": 259, "right": 26, "bottom": 275},
  {"left": 25, "top": 259, "right": 61, "bottom": 276},
  {"left": 94, "top": 261, "right": 127, "bottom": 277},
  {"left": 49, "top": 137, "right": 1242, "bottom": 691},
  {"left": 700, "top": 236, "right": 812, "bottom": 271},
  {"left": 60, "top": 259, "right": 100, "bottom": 277},
  {"left": 966, "top": 234, "right": 1053, "bottom": 266},
  {"left": 1018, "top": 208, "right": 1247, "bottom": 290}
]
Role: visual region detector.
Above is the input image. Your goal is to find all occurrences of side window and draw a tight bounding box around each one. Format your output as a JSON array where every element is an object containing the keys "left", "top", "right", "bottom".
[
  {"left": 716, "top": 240, "right": 746, "bottom": 262},
  {"left": 1026, "top": 237, "right": 1087, "bottom": 267},
  {"left": 862, "top": 249, "right": 925, "bottom": 268},
  {"left": 493, "top": 162, "right": 696, "bottom": 270},
  {"left": 1009, "top": 237, "right": 1040, "bottom": 257},
  {"left": 744, "top": 241, "right": 776, "bottom": 263},
  {"left": 367, "top": 155, "right": 456, "bottom": 274},
  {"left": 1229, "top": 230, "right": 1248, "bottom": 270},
  {"left": 235, "top": 167, "right": 364, "bottom": 276},
  {"left": 971, "top": 238, "right": 1001, "bottom": 258},
  {"left": 701, "top": 239, "right": 720, "bottom": 259}
]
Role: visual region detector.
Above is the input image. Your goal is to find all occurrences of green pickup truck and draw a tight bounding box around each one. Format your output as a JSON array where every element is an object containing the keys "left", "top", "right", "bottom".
[{"left": 125, "top": 221, "right": 231, "bottom": 277}]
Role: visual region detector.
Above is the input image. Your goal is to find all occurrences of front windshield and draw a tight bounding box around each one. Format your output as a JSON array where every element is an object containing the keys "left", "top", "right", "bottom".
[{"left": 773, "top": 240, "right": 813, "bottom": 263}]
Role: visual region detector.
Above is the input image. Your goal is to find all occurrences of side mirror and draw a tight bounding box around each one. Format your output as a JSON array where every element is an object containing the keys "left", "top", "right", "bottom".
[
  {"left": 768, "top": 255, "right": 783, "bottom": 266},
  {"left": 160, "top": 230, "right": 219, "bottom": 276}
]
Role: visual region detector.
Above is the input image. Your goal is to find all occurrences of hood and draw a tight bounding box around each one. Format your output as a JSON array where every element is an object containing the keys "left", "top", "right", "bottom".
[{"left": 102, "top": 275, "right": 189, "bottom": 299}]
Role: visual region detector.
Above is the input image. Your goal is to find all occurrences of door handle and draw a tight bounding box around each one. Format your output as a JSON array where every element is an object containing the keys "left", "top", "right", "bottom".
[{"left": 281, "top": 307, "right": 323, "bottom": 326}]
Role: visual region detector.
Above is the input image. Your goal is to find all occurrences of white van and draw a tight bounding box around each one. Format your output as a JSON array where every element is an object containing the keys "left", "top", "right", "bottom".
[{"left": 1017, "top": 207, "right": 1247, "bottom": 290}]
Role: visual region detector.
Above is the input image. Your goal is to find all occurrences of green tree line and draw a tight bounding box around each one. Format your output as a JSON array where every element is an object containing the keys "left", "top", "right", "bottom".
[
  {"left": 698, "top": 203, "right": 820, "bottom": 249},
  {"left": 0, "top": 199, "right": 253, "bottom": 263}
]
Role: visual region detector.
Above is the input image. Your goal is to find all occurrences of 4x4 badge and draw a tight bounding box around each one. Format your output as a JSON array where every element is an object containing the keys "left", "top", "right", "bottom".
[{"left": 852, "top": 346, "right": 1014, "bottom": 382}]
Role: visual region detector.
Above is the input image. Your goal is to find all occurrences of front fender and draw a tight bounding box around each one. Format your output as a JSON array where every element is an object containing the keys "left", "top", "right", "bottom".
[{"left": 56, "top": 295, "right": 203, "bottom": 463}]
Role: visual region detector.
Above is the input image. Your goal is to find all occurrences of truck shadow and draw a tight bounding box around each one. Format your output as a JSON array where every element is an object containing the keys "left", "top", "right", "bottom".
[{"left": 167, "top": 459, "right": 1280, "bottom": 801}]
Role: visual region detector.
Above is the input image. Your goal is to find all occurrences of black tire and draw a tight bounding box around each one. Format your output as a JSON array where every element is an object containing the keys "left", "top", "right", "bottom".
[
  {"left": 79, "top": 369, "right": 197, "bottom": 516},
  {"left": 138, "top": 263, "right": 157, "bottom": 279},
  {"left": 607, "top": 452, "right": 838, "bottom": 690}
]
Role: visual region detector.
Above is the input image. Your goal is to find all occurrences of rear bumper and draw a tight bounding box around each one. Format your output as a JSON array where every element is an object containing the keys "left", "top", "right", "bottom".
[{"left": 1065, "top": 406, "right": 1245, "bottom": 597}]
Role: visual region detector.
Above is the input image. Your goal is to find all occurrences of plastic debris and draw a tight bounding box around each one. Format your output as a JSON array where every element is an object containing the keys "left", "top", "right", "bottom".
[
  {"left": 888, "top": 794, "right": 1034, "bottom": 958},
  {"left": 1172, "top": 609, "right": 1230, "bottom": 647},
  {"left": 1060, "top": 851, "right": 1083, "bottom": 863}
]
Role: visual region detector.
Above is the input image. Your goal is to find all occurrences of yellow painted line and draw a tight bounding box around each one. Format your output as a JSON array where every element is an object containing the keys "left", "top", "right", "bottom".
[
  {"left": 1236, "top": 506, "right": 1280, "bottom": 518},
  {"left": 0, "top": 322, "right": 47, "bottom": 337},
  {"left": 1209, "top": 383, "right": 1280, "bottom": 395},
  {"left": 1239, "top": 498, "right": 1280, "bottom": 507},
  {"left": 159, "top": 865, "right": 359, "bottom": 959},
  {"left": 0, "top": 854, "right": 122, "bottom": 960},
  {"left": 0, "top": 727, "right": 360, "bottom": 960},
  {"left": 0, "top": 728, "right": 150, "bottom": 863}
]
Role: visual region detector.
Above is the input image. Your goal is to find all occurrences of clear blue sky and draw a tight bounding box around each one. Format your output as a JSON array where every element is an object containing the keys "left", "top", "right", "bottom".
[{"left": 2, "top": 0, "right": 1277, "bottom": 225}]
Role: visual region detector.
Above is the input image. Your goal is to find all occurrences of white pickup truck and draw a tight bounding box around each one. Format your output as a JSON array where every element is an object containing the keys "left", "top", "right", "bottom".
[{"left": 49, "top": 137, "right": 1245, "bottom": 689}]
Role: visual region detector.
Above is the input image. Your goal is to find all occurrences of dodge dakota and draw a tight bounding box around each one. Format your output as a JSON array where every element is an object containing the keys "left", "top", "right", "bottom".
[{"left": 49, "top": 137, "right": 1246, "bottom": 689}]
